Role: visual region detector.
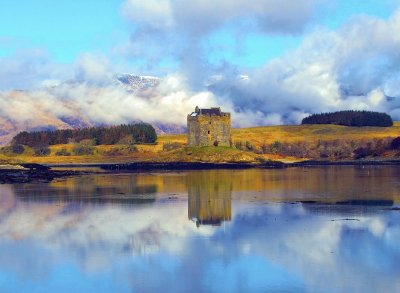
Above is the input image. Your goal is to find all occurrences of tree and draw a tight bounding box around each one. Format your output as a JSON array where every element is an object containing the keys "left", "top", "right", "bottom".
[
  {"left": 34, "top": 146, "right": 51, "bottom": 156},
  {"left": 392, "top": 137, "right": 400, "bottom": 150},
  {"left": 12, "top": 123, "right": 158, "bottom": 147},
  {"left": 11, "top": 144, "right": 24, "bottom": 154},
  {"left": 301, "top": 110, "right": 393, "bottom": 127}
]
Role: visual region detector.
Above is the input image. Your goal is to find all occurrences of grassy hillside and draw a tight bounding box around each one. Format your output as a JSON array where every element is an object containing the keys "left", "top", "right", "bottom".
[
  {"left": 1, "top": 122, "right": 400, "bottom": 164},
  {"left": 160, "top": 122, "right": 400, "bottom": 147}
]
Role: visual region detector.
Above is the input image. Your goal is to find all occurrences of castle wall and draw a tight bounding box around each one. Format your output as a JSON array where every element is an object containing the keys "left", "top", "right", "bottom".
[
  {"left": 187, "top": 171, "right": 232, "bottom": 225},
  {"left": 187, "top": 113, "right": 231, "bottom": 147}
]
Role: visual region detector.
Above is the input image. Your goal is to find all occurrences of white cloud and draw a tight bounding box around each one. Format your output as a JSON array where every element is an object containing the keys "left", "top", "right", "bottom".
[
  {"left": 122, "top": 0, "right": 174, "bottom": 30},
  {"left": 122, "top": 0, "right": 321, "bottom": 36},
  {"left": 119, "top": 0, "right": 323, "bottom": 77},
  {"left": 207, "top": 9, "right": 400, "bottom": 124},
  {"left": 74, "top": 53, "right": 112, "bottom": 85},
  {"left": 114, "top": 4, "right": 400, "bottom": 126},
  {"left": 0, "top": 74, "right": 218, "bottom": 133},
  {"left": 0, "top": 50, "right": 68, "bottom": 91}
]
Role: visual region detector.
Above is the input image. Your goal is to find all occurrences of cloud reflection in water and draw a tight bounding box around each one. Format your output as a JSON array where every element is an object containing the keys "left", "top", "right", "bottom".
[{"left": 0, "top": 168, "right": 399, "bottom": 292}]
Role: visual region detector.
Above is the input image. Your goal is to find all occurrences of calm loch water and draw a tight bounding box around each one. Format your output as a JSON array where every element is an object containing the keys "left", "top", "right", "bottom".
[{"left": 0, "top": 166, "right": 400, "bottom": 292}]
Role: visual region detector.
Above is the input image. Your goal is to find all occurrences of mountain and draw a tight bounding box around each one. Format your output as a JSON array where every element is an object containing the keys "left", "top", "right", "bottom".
[
  {"left": 115, "top": 74, "right": 161, "bottom": 91},
  {"left": 152, "top": 122, "right": 187, "bottom": 135},
  {"left": 0, "top": 74, "right": 188, "bottom": 146}
]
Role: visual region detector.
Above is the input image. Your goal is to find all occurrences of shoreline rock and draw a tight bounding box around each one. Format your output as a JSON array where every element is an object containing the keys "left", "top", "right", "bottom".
[
  {"left": 0, "top": 168, "right": 85, "bottom": 184},
  {"left": 2, "top": 159, "right": 400, "bottom": 184}
]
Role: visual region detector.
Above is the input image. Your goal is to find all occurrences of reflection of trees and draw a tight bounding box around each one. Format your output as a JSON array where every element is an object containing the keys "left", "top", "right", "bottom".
[
  {"left": 300, "top": 199, "right": 394, "bottom": 216},
  {"left": 187, "top": 171, "right": 232, "bottom": 226},
  {"left": 14, "top": 174, "right": 157, "bottom": 205}
]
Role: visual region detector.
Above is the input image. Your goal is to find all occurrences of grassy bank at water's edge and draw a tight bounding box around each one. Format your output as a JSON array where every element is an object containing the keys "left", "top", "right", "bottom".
[{"left": 1, "top": 122, "right": 399, "bottom": 164}]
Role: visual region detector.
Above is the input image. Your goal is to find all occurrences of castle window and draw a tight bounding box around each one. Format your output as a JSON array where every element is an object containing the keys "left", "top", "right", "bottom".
[
  {"left": 209, "top": 121, "right": 211, "bottom": 124},
  {"left": 208, "top": 131, "right": 210, "bottom": 134}
]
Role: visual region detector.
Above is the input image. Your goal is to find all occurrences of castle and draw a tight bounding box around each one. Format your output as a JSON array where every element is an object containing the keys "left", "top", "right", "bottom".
[
  {"left": 187, "top": 106, "right": 231, "bottom": 147},
  {"left": 188, "top": 171, "right": 232, "bottom": 227}
]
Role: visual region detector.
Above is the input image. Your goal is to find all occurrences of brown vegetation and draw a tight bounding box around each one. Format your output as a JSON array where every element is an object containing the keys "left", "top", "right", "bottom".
[
  {"left": 1, "top": 123, "right": 400, "bottom": 164},
  {"left": 244, "top": 137, "right": 395, "bottom": 160}
]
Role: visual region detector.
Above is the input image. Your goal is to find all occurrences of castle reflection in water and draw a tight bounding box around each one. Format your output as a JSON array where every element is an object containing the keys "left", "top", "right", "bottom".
[{"left": 187, "top": 171, "right": 232, "bottom": 226}]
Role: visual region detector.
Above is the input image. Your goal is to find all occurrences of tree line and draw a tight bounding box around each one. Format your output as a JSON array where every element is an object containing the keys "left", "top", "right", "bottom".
[
  {"left": 12, "top": 123, "right": 157, "bottom": 147},
  {"left": 301, "top": 110, "right": 393, "bottom": 127}
]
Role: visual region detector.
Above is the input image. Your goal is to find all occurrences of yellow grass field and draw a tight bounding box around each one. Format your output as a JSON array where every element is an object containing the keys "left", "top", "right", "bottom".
[
  {"left": 159, "top": 122, "right": 400, "bottom": 147},
  {"left": 232, "top": 121, "right": 400, "bottom": 145},
  {"left": 158, "top": 121, "right": 400, "bottom": 145},
  {"left": 1, "top": 122, "right": 399, "bottom": 164}
]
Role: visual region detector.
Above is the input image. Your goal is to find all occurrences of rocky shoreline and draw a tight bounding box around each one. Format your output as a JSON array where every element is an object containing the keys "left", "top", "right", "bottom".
[
  {"left": 47, "top": 161, "right": 287, "bottom": 171},
  {"left": 50, "top": 159, "right": 400, "bottom": 171},
  {"left": 288, "top": 159, "right": 400, "bottom": 167},
  {"left": 2, "top": 159, "right": 400, "bottom": 184},
  {"left": 0, "top": 164, "right": 88, "bottom": 184}
]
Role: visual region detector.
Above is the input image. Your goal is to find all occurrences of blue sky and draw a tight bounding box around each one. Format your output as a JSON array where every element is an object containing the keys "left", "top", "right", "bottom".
[
  {"left": 0, "top": 0, "right": 397, "bottom": 67},
  {"left": 1, "top": 0, "right": 400, "bottom": 126},
  {"left": 0, "top": 0, "right": 124, "bottom": 62}
]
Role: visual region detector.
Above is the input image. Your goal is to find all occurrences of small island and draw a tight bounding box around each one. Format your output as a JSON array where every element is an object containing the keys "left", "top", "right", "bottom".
[{"left": 0, "top": 107, "right": 400, "bottom": 182}]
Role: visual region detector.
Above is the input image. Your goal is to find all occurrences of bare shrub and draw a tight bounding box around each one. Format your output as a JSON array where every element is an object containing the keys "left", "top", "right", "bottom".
[
  {"left": 234, "top": 141, "right": 243, "bottom": 150},
  {"left": 55, "top": 148, "right": 71, "bottom": 156},
  {"left": 73, "top": 144, "right": 94, "bottom": 156},
  {"left": 103, "top": 145, "right": 137, "bottom": 156},
  {"left": 245, "top": 141, "right": 253, "bottom": 151},
  {"left": 163, "top": 142, "right": 184, "bottom": 151},
  {"left": 118, "top": 135, "right": 135, "bottom": 145}
]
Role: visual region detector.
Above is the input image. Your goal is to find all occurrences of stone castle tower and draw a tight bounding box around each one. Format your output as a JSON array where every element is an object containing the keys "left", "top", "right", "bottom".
[
  {"left": 188, "top": 171, "right": 232, "bottom": 226},
  {"left": 187, "top": 106, "right": 231, "bottom": 147}
]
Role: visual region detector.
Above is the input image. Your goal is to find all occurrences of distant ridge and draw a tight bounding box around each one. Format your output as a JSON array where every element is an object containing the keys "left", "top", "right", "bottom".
[{"left": 301, "top": 110, "right": 393, "bottom": 127}]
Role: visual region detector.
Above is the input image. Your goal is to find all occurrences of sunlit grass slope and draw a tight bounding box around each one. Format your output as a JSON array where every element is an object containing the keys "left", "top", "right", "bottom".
[
  {"left": 1, "top": 122, "right": 399, "bottom": 164},
  {"left": 230, "top": 121, "right": 400, "bottom": 147},
  {"left": 160, "top": 122, "right": 400, "bottom": 149}
]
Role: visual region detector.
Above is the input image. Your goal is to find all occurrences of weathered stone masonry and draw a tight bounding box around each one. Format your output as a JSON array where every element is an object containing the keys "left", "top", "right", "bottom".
[{"left": 187, "top": 106, "right": 231, "bottom": 147}]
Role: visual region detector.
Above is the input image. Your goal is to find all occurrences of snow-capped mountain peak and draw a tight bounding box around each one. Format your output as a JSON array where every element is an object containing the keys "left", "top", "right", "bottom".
[{"left": 115, "top": 74, "right": 161, "bottom": 91}]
